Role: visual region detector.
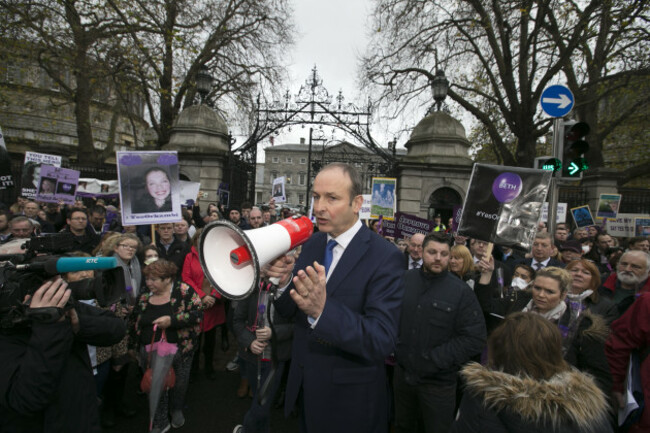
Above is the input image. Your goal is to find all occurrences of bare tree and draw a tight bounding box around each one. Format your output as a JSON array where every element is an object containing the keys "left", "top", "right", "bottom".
[
  {"left": 363, "top": 0, "right": 650, "bottom": 171},
  {"left": 1, "top": 0, "right": 135, "bottom": 164},
  {"left": 107, "top": 0, "right": 295, "bottom": 147}
]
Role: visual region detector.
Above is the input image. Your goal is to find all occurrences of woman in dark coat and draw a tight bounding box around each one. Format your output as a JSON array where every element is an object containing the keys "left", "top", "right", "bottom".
[
  {"left": 452, "top": 312, "right": 612, "bottom": 433},
  {"left": 474, "top": 262, "right": 612, "bottom": 396}
]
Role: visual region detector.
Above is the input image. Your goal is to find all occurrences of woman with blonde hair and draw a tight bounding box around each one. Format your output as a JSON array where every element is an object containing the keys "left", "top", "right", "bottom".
[
  {"left": 452, "top": 312, "right": 613, "bottom": 433},
  {"left": 474, "top": 265, "right": 613, "bottom": 396},
  {"left": 449, "top": 245, "right": 479, "bottom": 288}
]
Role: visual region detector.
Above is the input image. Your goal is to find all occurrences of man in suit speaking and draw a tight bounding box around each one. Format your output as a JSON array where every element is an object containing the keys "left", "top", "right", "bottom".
[{"left": 266, "top": 162, "right": 405, "bottom": 433}]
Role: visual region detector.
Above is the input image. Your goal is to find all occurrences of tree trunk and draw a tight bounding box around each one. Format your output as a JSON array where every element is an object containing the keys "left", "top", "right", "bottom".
[{"left": 73, "top": 50, "right": 97, "bottom": 164}]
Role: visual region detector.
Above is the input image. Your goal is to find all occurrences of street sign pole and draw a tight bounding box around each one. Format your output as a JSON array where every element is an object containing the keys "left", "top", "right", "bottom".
[{"left": 547, "top": 118, "right": 562, "bottom": 235}]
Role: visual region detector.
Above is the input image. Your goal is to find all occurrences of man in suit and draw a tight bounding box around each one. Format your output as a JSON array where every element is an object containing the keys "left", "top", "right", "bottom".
[
  {"left": 519, "top": 232, "right": 564, "bottom": 270},
  {"left": 267, "top": 162, "right": 405, "bottom": 433},
  {"left": 405, "top": 233, "right": 424, "bottom": 270}
]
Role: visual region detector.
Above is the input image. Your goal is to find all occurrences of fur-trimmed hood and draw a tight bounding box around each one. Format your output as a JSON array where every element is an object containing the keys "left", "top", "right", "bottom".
[{"left": 461, "top": 363, "right": 610, "bottom": 432}]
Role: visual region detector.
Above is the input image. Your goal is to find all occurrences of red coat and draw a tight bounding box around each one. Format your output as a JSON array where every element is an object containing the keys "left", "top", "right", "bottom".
[
  {"left": 606, "top": 292, "right": 650, "bottom": 430},
  {"left": 601, "top": 272, "right": 650, "bottom": 296},
  {"left": 182, "top": 247, "right": 226, "bottom": 332}
]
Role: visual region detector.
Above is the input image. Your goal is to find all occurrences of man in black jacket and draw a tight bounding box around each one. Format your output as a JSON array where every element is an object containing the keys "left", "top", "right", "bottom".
[
  {"left": 394, "top": 232, "right": 487, "bottom": 433},
  {"left": 0, "top": 277, "right": 126, "bottom": 432},
  {"left": 60, "top": 208, "right": 101, "bottom": 255}
]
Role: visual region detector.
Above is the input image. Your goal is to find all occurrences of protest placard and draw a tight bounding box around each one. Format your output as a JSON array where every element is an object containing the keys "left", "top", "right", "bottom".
[
  {"left": 596, "top": 193, "right": 622, "bottom": 220},
  {"left": 635, "top": 218, "right": 650, "bottom": 237},
  {"left": 180, "top": 181, "right": 201, "bottom": 207},
  {"left": 371, "top": 177, "right": 397, "bottom": 220},
  {"left": 0, "top": 126, "right": 14, "bottom": 190},
  {"left": 117, "top": 151, "right": 181, "bottom": 225},
  {"left": 457, "top": 163, "right": 552, "bottom": 251},
  {"left": 272, "top": 176, "right": 286, "bottom": 203},
  {"left": 21, "top": 152, "right": 62, "bottom": 198},
  {"left": 393, "top": 212, "right": 433, "bottom": 239},
  {"left": 359, "top": 194, "right": 372, "bottom": 220},
  {"left": 570, "top": 205, "right": 595, "bottom": 228},
  {"left": 35, "top": 166, "right": 79, "bottom": 204},
  {"left": 541, "top": 202, "right": 567, "bottom": 223}
]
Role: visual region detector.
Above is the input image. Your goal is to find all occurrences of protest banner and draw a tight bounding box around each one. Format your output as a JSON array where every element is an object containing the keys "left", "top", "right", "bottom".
[
  {"left": 76, "top": 178, "right": 119, "bottom": 198},
  {"left": 541, "top": 202, "right": 567, "bottom": 223},
  {"left": 35, "top": 166, "right": 79, "bottom": 204},
  {"left": 371, "top": 177, "right": 397, "bottom": 220},
  {"left": 0, "top": 126, "right": 14, "bottom": 190},
  {"left": 604, "top": 214, "right": 647, "bottom": 238},
  {"left": 21, "top": 151, "right": 62, "bottom": 198},
  {"left": 272, "top": 176, "right": 286, "bottom": 203},
  {"left": 393, "top": 212, "right": 434, "bottom": 239},
  {"left": 117, "top": 151, "right": 181, "bottom": 225},
  {"left": 596, "top": 193, "right": 622, "bottom": 220},
  {"left": 359, "top": 194, "right": 372, "bottom": 220},
  {"left": 457, "top": 163, "right": 552, "bottom": 252},
  {"left": 570, "top": 205, "right": 595, "bottom": 228}
]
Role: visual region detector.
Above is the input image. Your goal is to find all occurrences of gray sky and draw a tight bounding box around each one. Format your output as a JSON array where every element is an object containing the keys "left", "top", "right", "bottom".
[{"left": 255, "top": 0, "right": 376, "bottom": 155}]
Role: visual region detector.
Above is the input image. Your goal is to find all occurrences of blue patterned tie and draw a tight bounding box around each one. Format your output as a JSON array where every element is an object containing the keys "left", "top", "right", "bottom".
[{"left": 323, "top": 239, "right": 338, "bottom": 275}]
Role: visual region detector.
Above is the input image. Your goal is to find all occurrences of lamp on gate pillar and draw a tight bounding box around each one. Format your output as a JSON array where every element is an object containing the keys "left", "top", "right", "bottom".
[
  {"left": 196, "top": 65, "right": 213, "bottom": 104},
  {"left": 431, "top": 69, "right": 449, "bottom": 112}
]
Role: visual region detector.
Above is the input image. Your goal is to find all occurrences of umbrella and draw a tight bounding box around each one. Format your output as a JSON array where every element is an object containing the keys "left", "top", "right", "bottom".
[{"left": 145, "top": 324, "right": 178, "bottom": 431}]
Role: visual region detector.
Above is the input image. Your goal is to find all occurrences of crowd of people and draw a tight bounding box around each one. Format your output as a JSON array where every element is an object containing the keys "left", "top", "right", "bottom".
[{"left": 0, "top": 162, "right": 649, "bottom": 433}]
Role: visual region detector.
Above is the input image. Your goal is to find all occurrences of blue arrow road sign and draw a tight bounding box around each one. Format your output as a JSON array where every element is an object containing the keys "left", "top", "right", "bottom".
[{"left": 541, "top": 85, "right": 574, "bottom": 117}]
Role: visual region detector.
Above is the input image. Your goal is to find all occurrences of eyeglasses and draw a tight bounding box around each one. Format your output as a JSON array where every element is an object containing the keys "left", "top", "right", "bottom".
[
  {"left": 145, "top": 277, "right": 162, "bottom": 282},
  {"left": 119, "top": 244, "right": 138, "bottom": 250},
  {"left": 71, "top": 217, "right": 87, "bottom": 221}
]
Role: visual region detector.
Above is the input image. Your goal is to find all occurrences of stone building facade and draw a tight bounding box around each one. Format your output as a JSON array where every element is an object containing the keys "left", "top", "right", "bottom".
[
  {"left": 259, "top": 138, "right": 405, "bottom": 208},
  {"left": 0, "top": 39, "right": 150, "bottom": 164}
]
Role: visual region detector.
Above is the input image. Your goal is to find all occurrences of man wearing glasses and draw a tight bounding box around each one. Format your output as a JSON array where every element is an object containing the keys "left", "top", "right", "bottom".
[{"left": 62, "top": 207, "right": 100, "bottom": 254}]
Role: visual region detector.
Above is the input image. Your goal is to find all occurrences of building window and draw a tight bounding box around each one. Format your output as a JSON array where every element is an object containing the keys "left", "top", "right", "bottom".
[
  {"left": 298, "top": 193, "right": 305, "bottom": 204},
  {"left": 299, "top": 172, "right": 306, "bottom": 186},
  {"left": 300, "top": 158, "right": 307, "bottom": 164},
  {"left": 272, "top": 157, "right": 279, "bottom": 163},
  {"left": 5, "top": 63, "right": 21, "bottom": 83},
  {"left": 286, "top": 173, "right": 292, "bottom": 184},
  {"left": 271, "top": 171, "right": 278, "bottom": 181},
  {"left": 286, "top": 157, "right": 292, "bottom": 163}
]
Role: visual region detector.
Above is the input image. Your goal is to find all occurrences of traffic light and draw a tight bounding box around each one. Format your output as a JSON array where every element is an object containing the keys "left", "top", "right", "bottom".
[{"left": 560, "top": 121, "right": 590, "bottom": 178}]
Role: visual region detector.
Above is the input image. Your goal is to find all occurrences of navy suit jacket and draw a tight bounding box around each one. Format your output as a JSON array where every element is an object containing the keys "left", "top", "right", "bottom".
[
  {"left": 519, "top": 257, "right": 566, "bottom": 269},
  {"left": 275, "top": 225, "right": 405, "bottom": 433}
]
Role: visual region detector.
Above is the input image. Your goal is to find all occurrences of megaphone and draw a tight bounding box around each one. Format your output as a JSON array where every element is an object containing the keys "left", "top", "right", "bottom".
[{"left": 199, "top": 216, "right": 314, "bottom": 300}]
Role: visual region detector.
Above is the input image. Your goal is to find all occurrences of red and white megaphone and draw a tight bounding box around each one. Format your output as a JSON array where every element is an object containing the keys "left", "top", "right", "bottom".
[{"left": 199, "top": 216, "right": 314, "bottom": 300}]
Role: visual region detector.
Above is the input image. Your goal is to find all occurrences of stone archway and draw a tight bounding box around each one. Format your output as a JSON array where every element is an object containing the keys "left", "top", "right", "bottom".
[{"left": 428, "top": 187, "right": 462, "bottom": 223}]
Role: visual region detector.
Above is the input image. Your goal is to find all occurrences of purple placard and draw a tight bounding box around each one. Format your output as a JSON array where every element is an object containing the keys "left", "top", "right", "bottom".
[
  {"left": 394, "top": 212, "right": 434, "bottom": 239},
  {"left": 452, "top": 205, "right": 462, "bottom": 233},
  {"left": 381, "top": 218, "right": 397, "bottom": 238},
  {"left": 36, "top": 165, "right": 79, "bottom": 204}
]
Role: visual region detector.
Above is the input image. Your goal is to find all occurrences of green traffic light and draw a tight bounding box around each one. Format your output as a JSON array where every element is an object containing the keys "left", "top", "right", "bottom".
[
  {"left": 568, "top": 158, "right": 589, "bottom": 176},
  {"left": 542, "top": 158, "right": 561, "bottom": 172}
]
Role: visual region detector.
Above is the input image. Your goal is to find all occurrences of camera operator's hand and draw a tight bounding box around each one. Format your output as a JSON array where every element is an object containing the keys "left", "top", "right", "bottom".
[
  {"left": 27, "top": 278, "right": 70, "bottom": 312},
  {"left": 153, "top": 315, "right": 172, "bottom": 329}
]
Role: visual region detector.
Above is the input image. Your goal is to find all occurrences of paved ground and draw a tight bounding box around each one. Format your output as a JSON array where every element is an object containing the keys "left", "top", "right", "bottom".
[{"left": 104, "top": 332, "right": 300, "bottom": 433}]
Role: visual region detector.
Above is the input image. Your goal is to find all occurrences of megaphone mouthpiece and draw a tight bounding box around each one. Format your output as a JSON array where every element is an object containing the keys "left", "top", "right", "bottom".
[{"left": 200, "top": 215, "right": 314, "bottom": 300}]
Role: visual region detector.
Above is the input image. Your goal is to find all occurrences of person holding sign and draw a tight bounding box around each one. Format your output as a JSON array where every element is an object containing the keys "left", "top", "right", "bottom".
[
  {"left": 474, "top": 265, "right": 612, "bottom": 396},
  {"left": 132, "top": 168, "right": 173, "bottom": 214}
]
